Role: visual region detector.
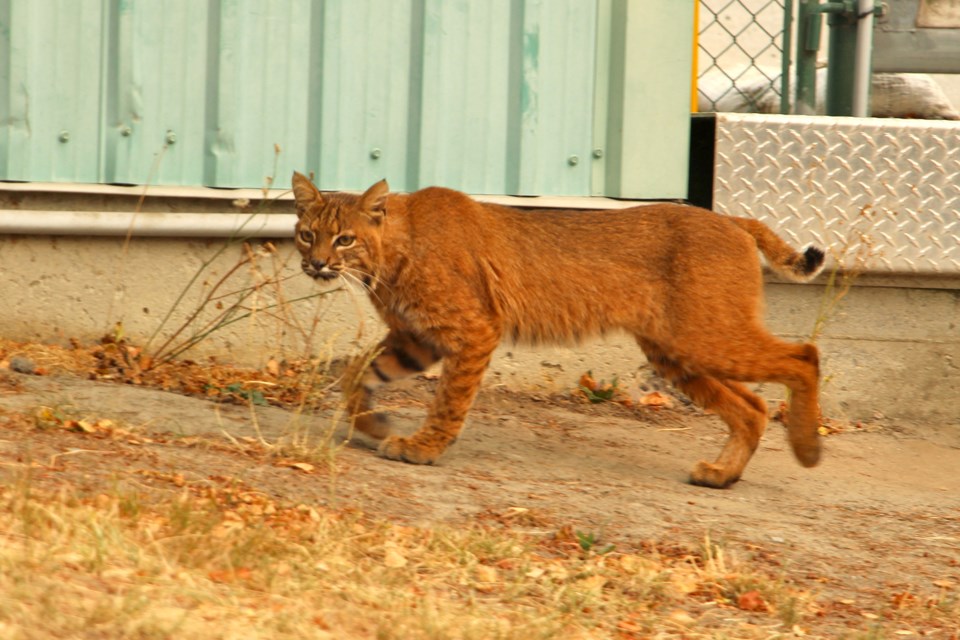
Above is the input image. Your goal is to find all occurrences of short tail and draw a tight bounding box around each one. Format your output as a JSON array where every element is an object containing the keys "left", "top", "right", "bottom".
[{"left": 731, "top": 217, "right": 825, "bottom": 282}]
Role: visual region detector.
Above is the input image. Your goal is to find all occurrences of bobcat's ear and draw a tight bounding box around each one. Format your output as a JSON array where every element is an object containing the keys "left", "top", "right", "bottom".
[
  {"left": 291, "top": 171, "right": 322, "bottom": 218},
  {"left": 359, "top": 179, "right": 389, "bottom": 223}
]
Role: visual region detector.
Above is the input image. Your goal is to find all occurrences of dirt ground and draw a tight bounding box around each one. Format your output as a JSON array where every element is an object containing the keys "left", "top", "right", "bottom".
[{"left": 2, "top": 366, "right": 959, "bottom": 635}]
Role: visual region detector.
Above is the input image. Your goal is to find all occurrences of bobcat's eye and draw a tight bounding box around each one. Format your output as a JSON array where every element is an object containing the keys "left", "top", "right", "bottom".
[
  {"left": 297, "top": 229, "right": 314, "bottom": 244},
  {"left": 334, "top": 234, "right": 355, "bottom": 248}
]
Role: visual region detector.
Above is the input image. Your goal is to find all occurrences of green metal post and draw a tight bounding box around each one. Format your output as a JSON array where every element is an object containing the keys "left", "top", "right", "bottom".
[
  {"left": 795, "top": 0, "right": 821, "bottom": 115},
  {"left": 825, "top": 1, "right": 857, "bottom": 115},
  {"left": 780, "top": 0, "right": 793, "bottom": 114}
]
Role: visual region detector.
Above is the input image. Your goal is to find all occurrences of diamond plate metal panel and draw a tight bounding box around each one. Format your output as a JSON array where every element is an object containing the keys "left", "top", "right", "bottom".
[{"left": 713, "top": 113, "right": 960, "bottom": 275}]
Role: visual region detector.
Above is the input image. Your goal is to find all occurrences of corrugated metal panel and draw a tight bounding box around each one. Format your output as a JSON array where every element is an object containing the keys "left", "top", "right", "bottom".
[
  {"left": 206, "top": 0, "right": 313, "bottom": 187},
  {"left": 511, "top": 0, "right": 597, "bottom": 196},
  {"left": 416, "top": 0, "right": 513, "bottom": 194},
  {"left": 106, "top": 0, "right": 211, "bottom": 185},
  {"left": 312, "top": 0, "right": 415, "bottom": 192},
  {"left": 1, "top": 0, "right": 105, "bottom": 183},
  {"left": 712, "top": 113, "right": 960, "bottom": 275},
  {"left": 0, "top": 0, "right": 692, "bottom": 198}
]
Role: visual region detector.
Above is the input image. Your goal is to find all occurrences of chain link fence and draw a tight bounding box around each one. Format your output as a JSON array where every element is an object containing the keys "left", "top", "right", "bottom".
[{"left": 697, "top": 0, "right": 790, "bottom": 113}]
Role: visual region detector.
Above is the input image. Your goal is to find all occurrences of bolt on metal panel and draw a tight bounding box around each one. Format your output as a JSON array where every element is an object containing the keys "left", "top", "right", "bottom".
[{"left": 712, "top": 112, "right": 960, "bottom": 275}]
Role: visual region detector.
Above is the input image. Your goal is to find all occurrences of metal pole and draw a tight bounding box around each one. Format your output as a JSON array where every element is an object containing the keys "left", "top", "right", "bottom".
[
  {"left": 852, "top": 0, "right": 874, "bottom": 116},
  {"left": 825, "top": 1, "right": 858, "bottom": 115},
  {"left": 780, "top": 0, "right": 794, "bottom": 114},
  {"left": 826, "top": 2, "right": 857, "bottom": 116},
  {"left": 795, "top": 0, "right": 822, "bottom": 115}
]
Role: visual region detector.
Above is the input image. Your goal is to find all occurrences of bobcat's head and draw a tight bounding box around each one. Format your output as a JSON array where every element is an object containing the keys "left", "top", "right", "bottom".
[{"left": 291, "top": 172, "right": 388, "bottom": 287}]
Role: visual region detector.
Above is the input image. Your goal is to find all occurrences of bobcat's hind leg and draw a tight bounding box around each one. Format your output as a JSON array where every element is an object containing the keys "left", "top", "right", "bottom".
[
  {"left": 345, "top": 329, "right": 441, "bottom": 440},
  {"left": 379, "top": 326, "right": 499, "bottom": 465},
  {"left": 641, "top": 342, "right": 767, "bottom": 488},
  {"left": 686, "top": 379, "right": 770, "bottom": 487},
  {"left": 685, "top": 334, "right": 822, "bottom": 469},
  {"left": 779, "top": 342, "right": 821, "bottom": 468}
]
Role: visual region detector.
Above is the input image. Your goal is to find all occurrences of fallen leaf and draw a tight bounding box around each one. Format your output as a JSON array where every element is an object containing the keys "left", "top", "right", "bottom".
[
  {"left": 737, "top": 590, "right": 769, "bottom": 612},
  {"left": 56, "top": 552, "right": 86, "bottom": 567},
  {"left": 66, "top": 419, "right": 96, "bottom": 433},
  {"left": 773, "top": 400, "right": 789, "bottom": 423},
  {"left": 891, "top": 591, "right": 917, "bottom": 609},
  {"left": 265, "top": 358, "right": 280, "bottom": 377},
  {"left": 475, "top": 565, "right": 498, "bottom": 583},
  {"left": 101, "top": 568, "right": 137, "bottom": 581},
  {"left": 670, "top": 569, "right": 700, "bottom": 595},
  {"left": 208, "top": 568, "right": 252, "bottom": 584},
  {"left": 615, "top": 617, "right": 643, "bottom": 633},
  {"left": 579, "top": 372, "right": 598, "bottom": 392},
  {"left": 34, "top": 406, "right": 61, "bottom": 428},
  {"left": 384, "top": 546, "right": 407, "bottom": 568},
  {"left": 277, "top": 461, "right": 315, "bottom": 474},
  {"left": 668, "top": 609, "right": 695, "bottom": 625},
  {"left": 576, "top": 574, "right": 607, "bottom": 596},
  {"left": 639, "top": 391, "right": 674, "bottom": 409}
]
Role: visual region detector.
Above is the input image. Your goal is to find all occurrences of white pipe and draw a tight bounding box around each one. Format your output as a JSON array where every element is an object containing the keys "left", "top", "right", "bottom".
[
  {"left": 0, "top": 210, "right": 297, "bottom": 237},
  {"left": 852, "top": 0, "right": 875, "bottom": 117}
]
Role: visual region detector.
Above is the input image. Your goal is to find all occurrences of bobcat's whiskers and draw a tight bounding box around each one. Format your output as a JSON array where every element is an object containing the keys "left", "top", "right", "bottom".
[{"left": 342, "top": 268, "right": 386, "bottom": 300}]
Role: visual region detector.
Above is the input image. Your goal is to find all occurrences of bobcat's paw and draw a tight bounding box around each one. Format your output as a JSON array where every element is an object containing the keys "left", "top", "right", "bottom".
[
  {"left": 377, "top": 435, "right": 443, "bottom": 465},
  {"left": 689, "top": 461, "right": 740, "bottom": 489},
  {"left": 353, "top": 412, "right": 391, "bottom": 441},
  {"left": 790, "top": 438, "right": 821, "bottom": 468}
]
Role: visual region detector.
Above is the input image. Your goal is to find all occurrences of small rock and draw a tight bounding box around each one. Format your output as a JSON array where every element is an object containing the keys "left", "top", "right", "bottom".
[{"left": 9, "top": 356, "right": 36, "bottom": 375}]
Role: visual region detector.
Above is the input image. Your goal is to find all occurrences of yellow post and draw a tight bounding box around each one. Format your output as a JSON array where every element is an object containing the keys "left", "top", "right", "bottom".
[{"left": 691, "top": 0, "right": 699, "bottom": 112}]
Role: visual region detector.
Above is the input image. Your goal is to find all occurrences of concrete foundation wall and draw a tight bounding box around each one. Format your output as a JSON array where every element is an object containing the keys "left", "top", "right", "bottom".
[{"left": 1, "top": 234, "right": 957, "bottom": 424}]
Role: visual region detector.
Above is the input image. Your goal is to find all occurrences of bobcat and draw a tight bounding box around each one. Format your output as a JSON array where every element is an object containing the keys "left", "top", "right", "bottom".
[{"left": 291, "top": 172, "right": 824, "bottom": 488}]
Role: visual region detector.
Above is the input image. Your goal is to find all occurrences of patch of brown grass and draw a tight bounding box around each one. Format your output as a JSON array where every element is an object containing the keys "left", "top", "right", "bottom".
[
  {"left": 3, "top": 340, "right": 958, "bottom": 638},
  {"left": 0, "top": 466, "right": 824, "bottom": 640}
]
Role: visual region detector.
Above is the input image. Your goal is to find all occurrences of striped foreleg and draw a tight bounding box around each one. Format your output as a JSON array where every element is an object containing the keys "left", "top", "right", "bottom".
[{"left": 343, "top": 329, "right": 441, "bottom": 439}]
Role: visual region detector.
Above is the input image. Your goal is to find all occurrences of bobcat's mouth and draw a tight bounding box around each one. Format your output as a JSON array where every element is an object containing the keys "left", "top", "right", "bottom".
[
  {"left": 306, "top": 270, "right": 339, "bottom": 282},
  {"left": 312, "top": 271, "right": 339, "bottom": 281},
  {"left": 302, "top": 263, "right": 341, "bottom": 282}
]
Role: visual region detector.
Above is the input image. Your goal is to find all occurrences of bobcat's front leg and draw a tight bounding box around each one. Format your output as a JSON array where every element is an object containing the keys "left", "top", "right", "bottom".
[
  {"left": 379, "top": 330, "right": 498, "bottom": 465},
  {"left": 344, "top": 330, "right": 441, "bottom": 440}
]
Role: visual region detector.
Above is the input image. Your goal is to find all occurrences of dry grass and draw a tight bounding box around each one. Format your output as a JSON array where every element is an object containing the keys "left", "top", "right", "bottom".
[
  {"left": 0, "top": 463, "right": 822, "bottom": 640},
  {"left": 3, "top": 341, "right": 958, "bottom": 638}
]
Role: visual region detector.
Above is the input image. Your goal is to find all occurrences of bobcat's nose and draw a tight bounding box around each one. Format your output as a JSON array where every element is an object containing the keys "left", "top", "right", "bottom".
[{"left": 308, "top": 258, "right": 338, "bottom": 281}]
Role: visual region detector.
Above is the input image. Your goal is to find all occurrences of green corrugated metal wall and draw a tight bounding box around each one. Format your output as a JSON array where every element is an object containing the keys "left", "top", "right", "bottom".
[{"left": 0, "top": 0, "right": 692, "bottom": 198}]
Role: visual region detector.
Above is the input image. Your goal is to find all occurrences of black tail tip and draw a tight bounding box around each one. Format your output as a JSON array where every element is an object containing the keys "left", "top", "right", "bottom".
[{"left": 801, "top": 246, "right": 825, "bottom": 275}]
